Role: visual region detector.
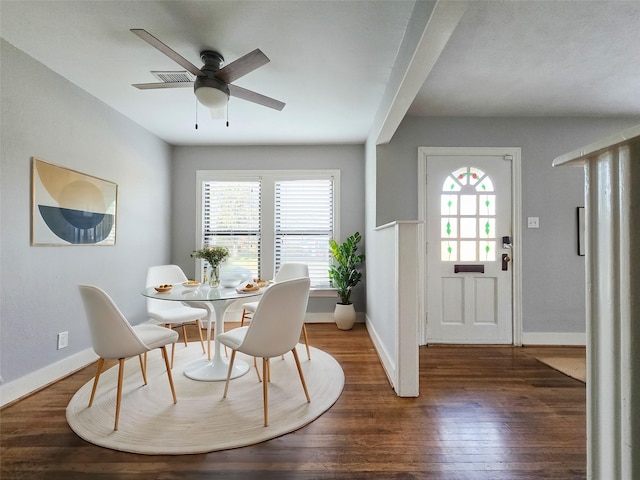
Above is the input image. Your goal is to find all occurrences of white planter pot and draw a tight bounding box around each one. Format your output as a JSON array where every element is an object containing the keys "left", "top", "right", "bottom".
[{"left": 334, "top": 303, "right": 356, "bottom": 330}]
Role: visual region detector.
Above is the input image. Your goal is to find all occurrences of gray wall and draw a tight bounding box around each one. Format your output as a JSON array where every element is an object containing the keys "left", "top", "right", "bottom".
[
  {"left": 0, "top": 40, "right": 172, "bottom": 384},
  {"left": 377, "top": 116, "right": 640, "bottom": 334},
  {"left": 170, "top": 145, "right": 366, "bottom": 313}
]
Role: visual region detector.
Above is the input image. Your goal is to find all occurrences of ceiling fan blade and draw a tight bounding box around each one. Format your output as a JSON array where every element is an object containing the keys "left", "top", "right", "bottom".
[
  {"left": 132, "top": 82, "right": 194, "bottom": 90},
  {"left": 215, "top": 49, "right": 270, "bottom": 84},
  {"left": 131, "top": 29, "right": 203, "bottom": 77},
  {"left": 229, "top": 84, "right": 285, "bottom": 111}
]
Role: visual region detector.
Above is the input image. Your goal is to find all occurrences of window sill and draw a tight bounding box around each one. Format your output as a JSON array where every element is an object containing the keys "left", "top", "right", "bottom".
[{"left": 310, "top": 287, "right": 338, "bottom": 298}]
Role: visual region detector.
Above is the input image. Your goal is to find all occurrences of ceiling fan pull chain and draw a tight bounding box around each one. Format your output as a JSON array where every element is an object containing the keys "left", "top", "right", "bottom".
[
  {"left": 226, "top": 102, "right": 229, "bottom": 128},
  {"left": 195, "top": 97, "right": 199, "bottom": 130},
  {"left": 195, "top": 98, "right": 199, "bottom": 130}
]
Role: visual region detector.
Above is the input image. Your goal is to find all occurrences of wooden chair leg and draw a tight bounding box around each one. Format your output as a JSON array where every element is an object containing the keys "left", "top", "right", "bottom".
[
  {"left": 88, "top": 357, "right": 105, "bottom": 407},
  {"left": 205, "top": 322, "right": 227, "bottom": 358},
  {"left": 302, "top": 324, "right": 311, "bottom": 360},
  {"left": 114, "top": 358, "right": 125, "bottom": 431},
  {"left": 199, "top": 320, "right": 228, "bottom": 358},
  {"left": 196, "top": 319, "right": 206, "bottom": 354},
  {"left": 138, "top": 354, "right": 148, "bottom": 384},
  {"left": 267, "top": 358, "right": 271, "bottom": 382},
  {"left": 292, "top": 348, "right": 311, "bottom": 403},
  {"left": 163, "top": 324, "right": 176, "bottom": 368},
  {"left": 181, "top": 324, "right": 188, "bottom": 347},
  {"left": 221, "top": 322, "right": 227, "bottom": 357},
  {"left": 223, "top": 350, "right": 237, "bottom": 398},
  {"left": 206, "top": 320, "right": 213, "bottom": 361},
  {"left": 263, "top": 357, "right": 269, "bottom": 426},
  {"left": 160, "top": 346, "right": 177, "bottom": 404},
  {"left": 253, "top": 357, "right": 262, "bottom": 382}
]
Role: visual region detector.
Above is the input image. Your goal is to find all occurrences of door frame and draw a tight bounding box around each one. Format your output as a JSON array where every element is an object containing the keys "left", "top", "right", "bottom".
[{"left": 417, "top": 147, "right": 523, "bottom": 346}]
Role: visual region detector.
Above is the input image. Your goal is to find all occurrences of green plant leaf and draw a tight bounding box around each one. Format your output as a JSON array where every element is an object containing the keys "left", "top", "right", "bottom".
[{"left": 328, "top": 232, "right": 364, "bottom": 304}]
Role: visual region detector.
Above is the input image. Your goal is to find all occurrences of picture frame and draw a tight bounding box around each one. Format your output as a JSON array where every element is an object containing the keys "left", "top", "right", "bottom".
[
  {"left": 577, "top": 206, "right": 585, "bottom": 256},
  {"left": 31, "top": 158, "right": 117, "bottom": 245}
]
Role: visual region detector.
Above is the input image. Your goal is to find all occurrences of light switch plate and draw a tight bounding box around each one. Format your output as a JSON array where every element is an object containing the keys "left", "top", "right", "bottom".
[
  {"left": 57, "top": 331, "right": 69, "bottom": 349},
  {"left": 527, "top": 217, "right": 540, "bottom": 229}
]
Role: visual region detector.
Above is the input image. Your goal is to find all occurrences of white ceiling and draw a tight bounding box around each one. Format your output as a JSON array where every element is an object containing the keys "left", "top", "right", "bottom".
[
  {"left": 1, "top": 1, "right": 639, "bottom": 146},
  {"left": 410, "top": 0, "right": 640, "bottom": 118}
]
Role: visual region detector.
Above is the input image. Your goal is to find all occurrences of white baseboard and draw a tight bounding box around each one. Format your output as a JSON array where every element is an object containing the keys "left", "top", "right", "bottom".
[
  {"left": 304, "top": 312, "right": 366, "bottom": 324},
  {"left": 222, "top": 311, "right": 365, "bottom": 324},
  {"left": 521, "top": 332, "right": 586, "bottom": 346},
  {"left": 0, "top": 348, "right": 98, "bottom": 408},
  {"left": 304, "top": 312, "right": 335, "bottom": 323},
  {"left": 365, "top": 316, "right": 395, "bottom": 390}
]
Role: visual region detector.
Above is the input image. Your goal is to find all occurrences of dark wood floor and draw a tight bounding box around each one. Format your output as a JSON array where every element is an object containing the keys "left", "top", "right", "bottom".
[{"left": 1, "top": 323, "right": 586, "bottom": 480}]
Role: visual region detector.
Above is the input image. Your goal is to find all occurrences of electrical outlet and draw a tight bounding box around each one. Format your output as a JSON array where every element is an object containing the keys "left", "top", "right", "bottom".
[{"left": 57, "top": 331, "right": 69, "bottom": 349}]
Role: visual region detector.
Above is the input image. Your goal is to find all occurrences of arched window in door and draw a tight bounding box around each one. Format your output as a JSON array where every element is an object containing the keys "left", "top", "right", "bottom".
[{"left": 440, "top": 166, "right": 496, "bottom": 262}]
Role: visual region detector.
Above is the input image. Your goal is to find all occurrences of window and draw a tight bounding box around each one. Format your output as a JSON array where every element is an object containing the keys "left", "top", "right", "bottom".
[
  {"left": 440, "top": 166, "right": 496, "bottom": 261},
  {"left": 275, "top": 179, "right": 334, "bottom": 283},
  {"left": 202, "top": 179, "right": 261, "bottom": 275},
  {"left": 197, "top": 170, "right": 339, "bottom": 286}
]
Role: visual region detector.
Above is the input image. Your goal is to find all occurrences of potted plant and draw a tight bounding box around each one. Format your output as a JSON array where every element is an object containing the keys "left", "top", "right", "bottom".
[
  {"left": 329, "top": 231, "right": 365, "bottom": 330},
  {"left": 191, "top": 246, "right": 229, "bottom": 287}
]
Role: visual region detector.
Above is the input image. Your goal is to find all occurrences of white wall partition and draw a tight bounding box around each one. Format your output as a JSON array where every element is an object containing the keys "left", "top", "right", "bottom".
[
  {"left": 553, "top": 124, "right": 640, "bottom": 480},
  {"left": 367, "top": 221, "right": 420, "bottom": 397}
]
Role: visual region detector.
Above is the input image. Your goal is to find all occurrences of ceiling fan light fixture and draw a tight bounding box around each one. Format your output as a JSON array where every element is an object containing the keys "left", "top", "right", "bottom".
[
  {"left": 194, "top": 73, "right": 229, "bottom": 110},
  {"left": 209, "top": 106, "right": 226, "bottom": 119},
  {"left": 195, "top": 86, "right": 229, "bottom": 109}
]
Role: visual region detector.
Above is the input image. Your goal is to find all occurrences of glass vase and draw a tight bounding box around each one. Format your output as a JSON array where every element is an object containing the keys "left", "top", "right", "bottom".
[{"left": 208, "top": 263, "right": 221, "bottom": 288}]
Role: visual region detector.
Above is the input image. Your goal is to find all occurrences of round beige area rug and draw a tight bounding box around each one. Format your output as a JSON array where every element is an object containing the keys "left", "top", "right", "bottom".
[{"left": 66, "top": 343, "right": 344, "bottom": 455}]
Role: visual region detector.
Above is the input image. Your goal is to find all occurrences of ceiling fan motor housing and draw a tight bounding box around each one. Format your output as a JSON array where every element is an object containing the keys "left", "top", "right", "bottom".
[
  {"left": 194, "top": 75, "right": 229, "bottom": 96},
  {"left": 200, "top": 50, "right": 224, "bottom": 68},
  {"left": 194, "top": 50, "right": 230, "bottom": 98}
]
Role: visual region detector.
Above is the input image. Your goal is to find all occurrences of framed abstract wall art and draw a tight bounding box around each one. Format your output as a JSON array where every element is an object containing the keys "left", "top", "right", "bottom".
[{"left": 31, "top": 158, "right": 117, "bottom": 245}]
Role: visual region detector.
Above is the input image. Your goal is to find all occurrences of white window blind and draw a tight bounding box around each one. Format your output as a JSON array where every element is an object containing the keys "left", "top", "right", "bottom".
[
  {"left": 202, "top": 180, "right": 261, "bottom": 278},
  {"left": 275, "top": 178, "right": 333, "bottom": 286},
  {"left": 197, "top": 170, "right": 338, "bottom": 286}
]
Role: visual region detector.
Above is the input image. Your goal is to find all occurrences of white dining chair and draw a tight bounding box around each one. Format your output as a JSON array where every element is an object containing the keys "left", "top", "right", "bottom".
[
  {"left": 218, "top": 277, "right": 311, "bottom": 426},
  {"left": 240, "top": 262, "right": 311, "bottom": 360},
  {"left": 77, "top": 284, "right": 179, "bottom": 431},
  {"left": 146, "top": 265, "right": 207, "bottom": 367}
]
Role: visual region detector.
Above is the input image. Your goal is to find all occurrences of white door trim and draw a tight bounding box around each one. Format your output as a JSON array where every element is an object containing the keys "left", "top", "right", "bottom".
[{"left": 417, "top": 147, "right": 523, "bottom": 346}]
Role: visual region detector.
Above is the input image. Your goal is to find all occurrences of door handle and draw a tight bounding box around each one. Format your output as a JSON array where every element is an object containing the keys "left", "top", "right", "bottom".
[{"left": 502, "top": 253, "right": 511, "bottom": 271}]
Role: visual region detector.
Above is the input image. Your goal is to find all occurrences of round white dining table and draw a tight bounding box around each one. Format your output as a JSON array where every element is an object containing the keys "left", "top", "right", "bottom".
[{"left": 141, "top": 284, "right": 263, "bottom": 382}]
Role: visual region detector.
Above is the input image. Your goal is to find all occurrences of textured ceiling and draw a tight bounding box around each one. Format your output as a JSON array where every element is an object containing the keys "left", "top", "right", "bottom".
[
  {"left": 409, "top": 0, "right": 640, "bottom": 118},
  {"left": 1, "top": 0, "right": 639, "bottom": 146}
]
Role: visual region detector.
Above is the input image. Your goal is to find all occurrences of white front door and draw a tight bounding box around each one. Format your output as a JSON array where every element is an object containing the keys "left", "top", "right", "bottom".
[{"left": 423, "top": 150, "right": 516, "bottom": 344}]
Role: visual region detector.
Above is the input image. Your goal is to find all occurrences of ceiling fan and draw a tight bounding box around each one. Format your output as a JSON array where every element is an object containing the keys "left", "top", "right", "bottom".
[{"left": 130, "top": 29, "right": 285, "bottom": 113}]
